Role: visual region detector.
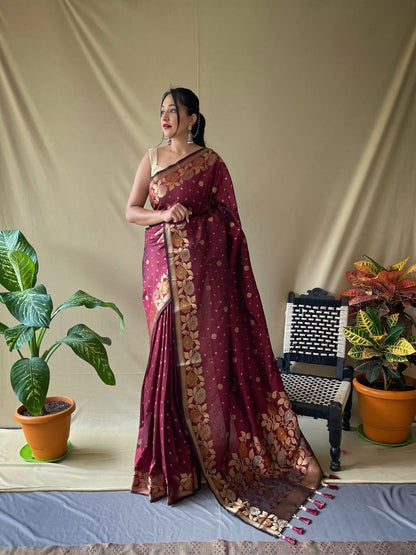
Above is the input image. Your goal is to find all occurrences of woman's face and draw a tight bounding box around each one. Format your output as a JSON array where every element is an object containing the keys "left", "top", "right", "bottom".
[{"left": 160, "top": 94, "right": 195, "bottom": 142}]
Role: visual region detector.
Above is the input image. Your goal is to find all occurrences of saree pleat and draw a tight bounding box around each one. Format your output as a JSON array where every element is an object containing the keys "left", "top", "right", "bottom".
[
  {"left": 132, "top": 304, "right": 200, "bottom": 503},
  {"left": 132, "top": 149, "right": 325, "bottom": 539}
]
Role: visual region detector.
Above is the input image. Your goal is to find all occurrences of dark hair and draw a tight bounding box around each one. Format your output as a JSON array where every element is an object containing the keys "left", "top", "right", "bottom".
[{"left": 161, "top": 87, "right": 206, "bottom": 147}]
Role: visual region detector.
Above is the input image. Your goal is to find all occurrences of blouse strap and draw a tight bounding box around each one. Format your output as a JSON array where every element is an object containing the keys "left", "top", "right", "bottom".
[{"left": 148, "top": 147, "right": 158, "bottom": 176}]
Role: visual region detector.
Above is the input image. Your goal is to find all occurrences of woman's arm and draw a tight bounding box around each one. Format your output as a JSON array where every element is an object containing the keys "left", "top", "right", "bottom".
[{"left": 125, "top": 152, "right": 191, "bottom": 226}]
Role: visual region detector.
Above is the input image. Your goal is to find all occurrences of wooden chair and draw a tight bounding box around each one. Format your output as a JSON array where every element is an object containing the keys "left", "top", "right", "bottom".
[{"left": 276, "top": 288, "right": 353, "bottom": 471}]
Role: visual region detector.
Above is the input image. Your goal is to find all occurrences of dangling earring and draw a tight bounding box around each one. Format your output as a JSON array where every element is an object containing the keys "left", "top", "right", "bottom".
[
  {"left": 187, "top": 125, "right": 193, "bottom": 144},
  {"left": 192, "top": 115, "right": 200, "bottom": 141}
]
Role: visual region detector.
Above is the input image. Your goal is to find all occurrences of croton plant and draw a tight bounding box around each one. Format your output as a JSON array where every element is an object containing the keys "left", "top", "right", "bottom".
[
  {"left": 341, "top": 256, "right": 416, "bottom": 390},
  {"left": 341, "top": 256, "right": 416, "bottom": 323},
  {"left": 343, "top": 307, "right": 416, "bottom": 390}
]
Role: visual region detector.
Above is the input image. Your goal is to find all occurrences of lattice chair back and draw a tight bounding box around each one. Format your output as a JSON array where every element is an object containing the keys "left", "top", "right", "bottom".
[{"left": 281, "top": 288, "right": 349, "bottom": 379}]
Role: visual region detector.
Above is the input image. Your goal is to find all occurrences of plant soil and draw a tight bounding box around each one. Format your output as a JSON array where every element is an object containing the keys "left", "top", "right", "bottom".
[
  {"left": 21, "top": 401, "right": 71, "bottom": 417},
  {"left": 368, "top": 382, "right": 415, "bottom": 392}
]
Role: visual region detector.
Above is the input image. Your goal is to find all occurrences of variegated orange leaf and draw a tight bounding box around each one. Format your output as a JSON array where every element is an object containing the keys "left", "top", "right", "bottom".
[
  {"left": 354, "top": 260, "right": 379, "bottom": 274},
  {"left": 386, "top": 257, "right": 409, "bottom": 272}
]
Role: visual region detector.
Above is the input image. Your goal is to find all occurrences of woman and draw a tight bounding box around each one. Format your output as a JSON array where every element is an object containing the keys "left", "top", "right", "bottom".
[{"left": 126, "top": 88, "right": 328, "bottom": 542}]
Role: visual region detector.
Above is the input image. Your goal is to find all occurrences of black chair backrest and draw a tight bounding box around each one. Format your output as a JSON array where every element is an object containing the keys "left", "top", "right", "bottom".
[{"left": 282, "top": 288, "right": 349, "bottom": 379}]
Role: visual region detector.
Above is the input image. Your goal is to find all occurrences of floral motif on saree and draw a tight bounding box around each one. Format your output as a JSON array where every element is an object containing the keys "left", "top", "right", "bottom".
[{"left": 132, "top": 149, "right": 326, "bottom": 540}]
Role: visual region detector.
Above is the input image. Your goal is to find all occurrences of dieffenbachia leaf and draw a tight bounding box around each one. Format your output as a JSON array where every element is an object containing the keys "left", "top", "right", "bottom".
[
  {"left": 4, "top": 324, "right": 35, "bottom": 351},
  {"left": 10, "top": 357, "right": 50, "bottom": 415},
  {"left": 0, "top": 285, "right": 52, "bottom": 327},
  {"left": 57, "top": 324, "right": 116, "bottom": 385},
  {"left": 53, "top": 290, "right": 124, "bottom": 332},
  {"left": 0, "top": 230, "right": 38, "bottom": 292}
]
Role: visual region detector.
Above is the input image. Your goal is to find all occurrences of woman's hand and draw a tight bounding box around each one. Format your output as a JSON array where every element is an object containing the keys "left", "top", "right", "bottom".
[{"left": 163, "top": 203, "right": 192, "bottom": 223}]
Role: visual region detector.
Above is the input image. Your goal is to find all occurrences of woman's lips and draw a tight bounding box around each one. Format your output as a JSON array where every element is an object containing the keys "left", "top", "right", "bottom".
[{"left": 163, "top": 124, "right": 171, "bottom": 129}]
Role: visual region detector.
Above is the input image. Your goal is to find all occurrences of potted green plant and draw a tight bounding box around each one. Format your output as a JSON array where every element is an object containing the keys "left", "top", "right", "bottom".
[
  {"left": 341, "top": 256, "right": 416, "bottom": 444},
  {"left": 0, "top": 229, "right": 124, "bottom": 460}
]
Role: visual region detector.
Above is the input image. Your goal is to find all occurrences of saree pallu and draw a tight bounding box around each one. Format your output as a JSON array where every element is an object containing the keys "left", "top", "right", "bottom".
[{"left": 132, "top": 149, "right": 326, "bottom": 540}]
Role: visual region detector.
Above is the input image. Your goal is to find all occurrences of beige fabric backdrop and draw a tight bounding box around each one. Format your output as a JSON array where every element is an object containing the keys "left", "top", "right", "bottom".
[{"left": 1, "top": 0, "right": 416, "bottom": 429}]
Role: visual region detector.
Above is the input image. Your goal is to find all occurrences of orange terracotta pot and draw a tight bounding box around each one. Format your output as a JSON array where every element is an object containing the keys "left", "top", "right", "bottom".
[
  {"left": 353, "top": 374, "right": 416, "bottom": 444},
  {"left": 13, "top": 396, "right": 76, "bottom": 461}
]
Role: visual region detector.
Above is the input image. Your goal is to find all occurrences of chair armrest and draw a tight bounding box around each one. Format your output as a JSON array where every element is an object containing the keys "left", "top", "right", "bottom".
[
  {"left": 276, "top": 356, "right": 290, "bottom": 373},
  {"left": 334, "top": 379, "right": 352, "bottom": 409}
]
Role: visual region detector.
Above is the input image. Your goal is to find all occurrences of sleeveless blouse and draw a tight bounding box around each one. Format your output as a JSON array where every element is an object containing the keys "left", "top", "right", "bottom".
[{"left": 148, "top": 147, "right": 166, "bottom": 177}]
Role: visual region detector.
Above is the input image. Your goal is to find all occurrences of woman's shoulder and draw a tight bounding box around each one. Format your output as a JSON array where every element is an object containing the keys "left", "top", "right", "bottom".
[
  {"left": 148, "top": 145, "right": 170, "bottom": 157},
  {"left": 200, "top": 147, "right": 220, "bottom": 159},
  {"left": 149, "top": 145, "right": 171, "bottom": 158},
  {"left": 202, "top": 147, "right": 227, "bottom": 166}
]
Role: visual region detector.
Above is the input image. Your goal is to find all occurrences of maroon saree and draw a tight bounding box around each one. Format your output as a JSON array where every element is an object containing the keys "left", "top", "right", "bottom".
[{"left": 132, "top": 148, "right": 327, "bottom": 540}]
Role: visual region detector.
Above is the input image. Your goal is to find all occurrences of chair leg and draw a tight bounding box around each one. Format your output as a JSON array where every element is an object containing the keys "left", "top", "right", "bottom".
[
  {"left": 329, "top": 445, "right": 341, "bottom": 472},
  {"left": 341, "top": 366, "right": 354, "bottom": 431},
  {"left": 328, "top": 403, "right": 343, "bottom": 472},
  {"left": 342, "top": 388, "right": 353, "bottom": 431}
]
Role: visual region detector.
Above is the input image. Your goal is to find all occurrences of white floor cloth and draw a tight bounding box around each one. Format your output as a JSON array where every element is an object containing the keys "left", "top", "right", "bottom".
[{"left": 1, "top": 484, "right": 416, "bottom": 546}]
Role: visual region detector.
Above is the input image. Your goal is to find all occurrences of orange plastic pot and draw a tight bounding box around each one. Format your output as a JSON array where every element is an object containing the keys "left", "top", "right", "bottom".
[
  {"left": 353, "top": 374, "right": 416, "bottom": 444},
  {"left": 13, "top": 396, "right": 76, "bottom": 461}
]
